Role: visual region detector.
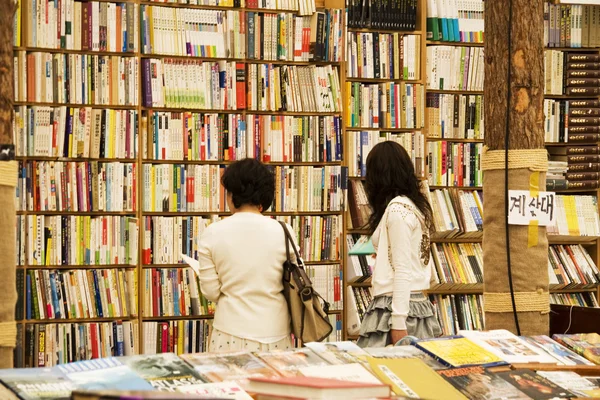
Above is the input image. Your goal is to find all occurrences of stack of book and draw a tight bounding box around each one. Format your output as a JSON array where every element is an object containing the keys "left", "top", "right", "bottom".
[
  {"left": 547, "top": 146, "right": 600, "bottom": 190},
  {"left": 4, "top": 331, "right": 600, "bottom": 400}
]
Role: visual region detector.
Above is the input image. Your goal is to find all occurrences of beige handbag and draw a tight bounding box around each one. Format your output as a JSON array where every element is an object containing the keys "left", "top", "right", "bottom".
[{"left": 278, "top": 222, "right": 333, "bottom": 343}]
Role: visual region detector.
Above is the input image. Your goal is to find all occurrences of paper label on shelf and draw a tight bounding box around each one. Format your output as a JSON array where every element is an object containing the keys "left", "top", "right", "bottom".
[{"left": 508, "top": 190, "right": 555, "bottom": 226}]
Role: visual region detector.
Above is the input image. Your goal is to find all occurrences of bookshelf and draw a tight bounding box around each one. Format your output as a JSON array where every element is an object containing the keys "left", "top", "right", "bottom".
[{"left": 11, "top": 0, "right": 348, "bottom": 366}]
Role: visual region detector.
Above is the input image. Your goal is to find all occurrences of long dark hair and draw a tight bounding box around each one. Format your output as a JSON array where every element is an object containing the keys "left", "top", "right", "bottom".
[{"left": 364, "top": 141, "right": 433, "bottom": 234}]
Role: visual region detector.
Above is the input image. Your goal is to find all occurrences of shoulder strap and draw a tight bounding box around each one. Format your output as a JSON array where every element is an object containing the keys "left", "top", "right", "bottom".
[{"left": 278, "top": 221, "right": 303, "bottom": 265}]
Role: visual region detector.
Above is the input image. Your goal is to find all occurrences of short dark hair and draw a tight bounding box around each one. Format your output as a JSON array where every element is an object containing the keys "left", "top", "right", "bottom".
[{"left": 221, "top": 158, "right": 274, "bottom": 211}]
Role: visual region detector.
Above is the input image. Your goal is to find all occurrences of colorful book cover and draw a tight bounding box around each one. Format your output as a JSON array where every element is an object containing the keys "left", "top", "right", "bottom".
[
  {"left": 538, "top": 371, "right": 600, "bottom": 398},
  {"left": 304, "top": 341, "right": 368, "bottom": 365},
  {"left": 255, "top": 348, "right": 331, "bottom": 377},
  {"left": 438, "top": 366, "right": 529, "bottom": 400},
  {"left": 56, "top": 358, "right": 153, "bottom": 392},
  {"left": 367, "top": 357, "right": 466, "bottom": 400},
  {"left": 458, "top": 329, "right": 558, "bottom": 364},
  {"left": 416, "top": 336, "right": 507, "bottom": 368},
  {"left": 553, "top": 333, "right": 600, "bottom": 365},
  {"left": 520, "top": 335, "right": 594, "bottom": 366},
  {"left": 496, "top": 369, "right": 576, "bottom": 399},
  {"left": 0, "top": 368, "right": 75, "bottom": 400},
  {"left": 176, "top": 381, "right": 254, "bottom": 400},
  {"left": 121, "top": 353, "right": 208, "bottom": 392},
  {"left": 180, "top": 351, "right": 280, "bottom": 383},
  {"left": 365, "top": 345, "right": 446, "bottom": 370}
]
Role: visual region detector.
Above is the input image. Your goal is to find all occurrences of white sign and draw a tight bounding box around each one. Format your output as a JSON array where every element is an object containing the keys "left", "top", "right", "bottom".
[{"left": 507, "top": 190, "right": 556, "bottom": 226}]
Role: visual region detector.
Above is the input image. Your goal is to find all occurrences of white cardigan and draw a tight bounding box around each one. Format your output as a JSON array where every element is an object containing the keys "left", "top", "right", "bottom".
[
  {"left": 196, "top": 212, "right": 291, "bottom": 340},
  {"left": 371, "top": 196, "right": 432, "bottom": 330}
]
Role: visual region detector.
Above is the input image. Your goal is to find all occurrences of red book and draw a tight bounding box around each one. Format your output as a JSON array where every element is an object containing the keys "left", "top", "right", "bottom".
[
  {"left": 236, "top": 63, "right": 246, "bottom": 109},
  {"left": 247, "top": 376, "right": 390, "bottom": 400}
]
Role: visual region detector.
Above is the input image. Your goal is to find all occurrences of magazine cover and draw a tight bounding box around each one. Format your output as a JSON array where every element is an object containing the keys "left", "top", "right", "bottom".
[
  {"left": 121, "top": 353, "right": 208, "bottom": 392},
  {"left": 176, "top": 381, "right": 254, "bottom": 400},
  {"left": 255, "top": 348, "right": 331, "bottom": 376},
  {"left": 458, "top": 330, "right": 558, "bottom": 364},
  {"left": 520, "top": 335, "right": 594, "bottom": 366},
  {"left": 537, "top": 371, "right": 600, "bottom": 398},
  {"left": 365, "top": 345, "right": 446, "bottom": 370},
  {"left": 304, "top": 341, "right": 368, "bottom": 365},
  {"left": 56, "top": 358, "right": 153, "bottom": 392},
  {"left": 0, "top": 368, "right": 76, "bottom": 400},
  {"left": 552, "top": 333, "right": 600, "bottom": 364},
  {"left": 415, "top": 336, "right": 506, "bottom": 368},
  {"left": 438, "top": 366, "right": 530, "bottom": 400},
  {"left": 495, "top": 369, "right": 576, "bottom": 399},
  {"left": 180, "top": 351, "right": 280, "bottom": 383}
]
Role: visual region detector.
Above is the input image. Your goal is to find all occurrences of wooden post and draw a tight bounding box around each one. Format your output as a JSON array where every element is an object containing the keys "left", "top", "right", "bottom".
[
  {"left": 482, "top": 0, "right": 549, "bottom": 335},
  {"left": 0, "top": 0, "right": 18, "bottom": 368}
]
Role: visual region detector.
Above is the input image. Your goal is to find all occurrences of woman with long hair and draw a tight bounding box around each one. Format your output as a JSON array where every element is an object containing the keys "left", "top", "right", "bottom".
[{"left": 357, "top": 141, "right": 442, "bottom": 347}]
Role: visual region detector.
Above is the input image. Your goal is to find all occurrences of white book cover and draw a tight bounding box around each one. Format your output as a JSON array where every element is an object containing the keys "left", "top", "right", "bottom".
[
  {"left": 299, "top": 363, "right": 380, "bottom": 385},
  {"left": 458, "top": 329, "right": 559, "bottom": 364},
  {"left": 177, "top": 381, "right": 253, "bottom": 400}
]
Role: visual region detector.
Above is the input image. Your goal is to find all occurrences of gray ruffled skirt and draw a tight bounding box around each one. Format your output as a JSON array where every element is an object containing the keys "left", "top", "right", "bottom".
[{"left": 356, "top": 293, "right": 442, "bottom": 348}]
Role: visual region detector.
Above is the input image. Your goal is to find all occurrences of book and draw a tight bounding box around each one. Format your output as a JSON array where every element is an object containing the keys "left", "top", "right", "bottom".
[
  {"left": 57, "top": 358, "right": 153, "bottom": 392},
  {"left": 430, "top": 294, "right": 485, "bottom": 336},
  {"left": 298, "top": 363, "right": 381, "bottom": 385},
  {"left": 255, "top": 348, "right": 331, "bottom": 377},
  {"left": 364, "top": 345, "right": 446, "bottom": 370},
  {"left": 367, "top": 358, "right": 466, "bottom": 399},
  {"left": 180, "top": 351, "right": 280, "bottom": 384},
  {"left": 415, "top": 336, "right": 507, "bottom": 368},
  {"left": 537, "top": 371, "right": 600, "bottom": 398},
  {"left": 520, "top": 335, "right": 595, "bottom": 366},
  {"left": 553, "top": 333, "right": 600, "bottom": 364},
  {"left": 303, "top": 341, "right": 367, "bottom": 365},
  {"left": 121, "top": 353, "right": 208, "bottom": 392},
  {"left": 348, "top": 237, "right": 375, "bottom": 255},
  {"left": 438, "top": 366, "right": 529, "bottom": 400},
  {"left": 176, "top": 382, "right": 254, "bottom": 400},
  {"left": 458, "top": 329, "right": 560, "bottom": 364},
  {"left": 495, "top": 369, "right": 575, "bottom": 399},
  {"left": 70, "top": 391, "right": 214, "bottom": 399},
  {"left": 246, "top": 376, "right": 390, "bottom": 400},
  {"left": 0, "top": 368, "right": 75, "bottom": 400}
]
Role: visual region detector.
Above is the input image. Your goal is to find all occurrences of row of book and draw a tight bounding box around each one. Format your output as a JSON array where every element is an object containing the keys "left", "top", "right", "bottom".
[
  {"left": 431, "top": 293, "right": 484, "bottom": 336},
  {"left": 142, "top": 268, "right": 215, "bottom": 318},
  {"left": 426, "top": 46, "right": 484, "bottom": 92},
  {"left": 19, "top": 0, "right": 139, "bottom": 52},
  {"left": 16, "top": 215, "right": 139, "bottom": 267},
  {"left": 141, "top": 215, "right": 341, "bottom": 263},
  {"left": 346, "top": 130, "right": 426, "bottom": 178},
  {"left": 547, "top": 146, "right": 600, "bottom": 191},
  {"left": 346, "top": 0, "right": 418, "bottom": 31},
  {"left": 14, "top": 52, "right": 139, "bottom": 106},
  {"left": 543, "top": 99, "right": 600, "bottom": 144},
  {"left": 142, "top": 320, "right": 211, "bottom": 357},
  {"left": 246, "top": 63, "right": 342, "bottom": 113},
  {"left": 19, "top": 321, "right": 138, "bottom": 368},
  {"left": 545, "top": 51, "right": 600, "bottom": 96},
  {"left": 551, "top": 292, "right": 599, "bottom": 308},
  {"left": 544, "top": 3, "right": 600, "bottom": 48},
  {"left": 13, "top": 106, "right": 138, "bottom": 159},
  {"left": 17, "top": 161, "right": 137, "bottom": 213},
  {"left": 6, "top": 333, "right": 600, "bottom": 399},
  {"left": 140, "top": 7, "right": 246, "bottom": 58},
  {"left": 426, "top": 0, "right": 484, "bottom": 43},
  {"left": 427, "top": 141, "right": 483, "bottom": 187},
  {"left": 345, "top": 33, "right": 421, "bottom": 80},
  {"left": 143, "top": 112, "right": 343, "bottom": 162},
  {"left": 345, "top": 82, "right": 425, "bottom": 129},
  {"left": 548, "top": 244, "right": 600, "bottom": 289},
  {"left": 23, "top": 268, "right": 138, "bottom": 321},
  {"left": 426, "top": 93, "right": 484, "bottom": 140},
  {"left": 304, "top": 264, "right": 343, "bottom": 311},
  {"left": 247, "top": 10, "right": 343, "bottom": 62},
  {"left": 431, "top": 242, "right": 483, "bottom": 287},
  {"left": 547, "top": 195, "right": 600, "bottom": 237},
  {"left": 428, "top": 188, "right": 483, "bottom": 239}
]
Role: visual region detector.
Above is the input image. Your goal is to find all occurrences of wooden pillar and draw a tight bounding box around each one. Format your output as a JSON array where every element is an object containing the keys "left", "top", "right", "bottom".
[
  {"left": 483, "top": 0, "right": 549, "bottom": 335},
  {"left": 0, "top": 0, "right": 18, "bottom": 369}
]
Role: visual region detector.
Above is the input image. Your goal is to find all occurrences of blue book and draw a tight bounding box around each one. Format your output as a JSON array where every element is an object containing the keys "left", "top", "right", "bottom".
[
  {"left": 348, "top": 237, "right": 375, "bottom": 255},
  {"left": 56, "top": 358, "right": 153, "bottom": 392}
]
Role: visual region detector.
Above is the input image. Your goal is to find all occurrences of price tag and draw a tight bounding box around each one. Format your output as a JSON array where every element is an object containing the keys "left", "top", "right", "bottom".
[{"left": 507, "top": 190, "right": 556, "bottom": 226}]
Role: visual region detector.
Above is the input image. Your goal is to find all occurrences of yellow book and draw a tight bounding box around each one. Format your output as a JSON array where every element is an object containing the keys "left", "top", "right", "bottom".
[
  {"left": 416, "top": 336, "right": 506, "bottom": 368},
  {"left": 366, "top": 357, "right": 467, "bottom": 400}
]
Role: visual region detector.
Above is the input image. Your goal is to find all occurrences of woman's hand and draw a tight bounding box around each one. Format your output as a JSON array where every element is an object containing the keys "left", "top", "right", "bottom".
[{"left": 390, "top": 329, "right": 408, "bottom": 345}]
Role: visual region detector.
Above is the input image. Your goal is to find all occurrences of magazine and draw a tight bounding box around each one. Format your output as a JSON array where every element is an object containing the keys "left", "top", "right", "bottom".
[
  {"left": 537, "top": 371, "right": 600, "bottom": 398},
  {"left": 520, "top": 335, "right": 594, "bottom": 366},
  {"left": 181, "top": 351, "right": 279, "bottom": 383},
  {"left": 56, "top": 358, "right": 153, "bottom": 391},
  {"left": 0, "top": 368, "right": 75, "bottom": 400},
  {"left": 364, "top": 345, "right": 446, "bottom": 370},
  {"left": 255, "top": 348, "right": 331, "bottom": 376},
  {"left": 438, "top": 366, "right": 530, "bottom": 400},
  {"left": 495, "top": 369, "right": 575, "bottom": 399}
]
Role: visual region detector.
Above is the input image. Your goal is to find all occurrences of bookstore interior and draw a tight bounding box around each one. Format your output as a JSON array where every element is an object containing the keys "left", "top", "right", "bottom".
[{"left": 4, "top": 0, "right": 600, "bottom": 398}]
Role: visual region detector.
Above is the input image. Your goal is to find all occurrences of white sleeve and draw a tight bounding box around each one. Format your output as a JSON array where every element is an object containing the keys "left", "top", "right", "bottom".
[
  {"left": 196, "top": 228, "right": 222, "bottom": 302},
  {"left": 387, "top": 207, "right": 417, "bottom": 330}
]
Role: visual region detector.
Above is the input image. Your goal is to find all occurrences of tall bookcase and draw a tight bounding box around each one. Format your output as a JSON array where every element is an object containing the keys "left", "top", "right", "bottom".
[{"left": 12, "top": 0, "right": 348, "bottom": 366}]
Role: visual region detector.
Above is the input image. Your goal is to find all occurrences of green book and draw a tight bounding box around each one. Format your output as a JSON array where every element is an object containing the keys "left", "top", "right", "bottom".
[{"left": 348, "top": 237, "right": 375, "bottom": 255}]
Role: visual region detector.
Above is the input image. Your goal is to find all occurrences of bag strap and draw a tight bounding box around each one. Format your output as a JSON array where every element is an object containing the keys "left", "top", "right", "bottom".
[{"left": 278, "top": 221, "right": 304, "bottom": 267}]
